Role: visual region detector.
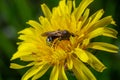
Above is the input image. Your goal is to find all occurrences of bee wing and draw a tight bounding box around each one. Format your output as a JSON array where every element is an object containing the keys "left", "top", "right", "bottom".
[
  {"left": 41, "top": 32, "right": 51, "bottom": 36},
  {"left": 41, "top": 30, "right": 62, "bottom": 37},
  {"left": 41, "top": 31, "right": 58, "bottom": 36}
]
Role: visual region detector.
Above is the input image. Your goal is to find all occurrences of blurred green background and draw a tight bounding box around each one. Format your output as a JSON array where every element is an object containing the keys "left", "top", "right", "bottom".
[{"left": 0, "top": 0, "right": 120, "bottom": 80}]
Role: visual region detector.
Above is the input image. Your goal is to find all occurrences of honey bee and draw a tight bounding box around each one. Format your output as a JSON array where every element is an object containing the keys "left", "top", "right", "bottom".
[{"left": 41, "top": 30, "right": 74, "bottom": 43}]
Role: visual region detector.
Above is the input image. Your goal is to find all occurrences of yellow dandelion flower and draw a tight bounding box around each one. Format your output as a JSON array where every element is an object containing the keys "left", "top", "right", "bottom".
[{"left": 10, "top": 0, "right": 118, "bottom": 80}]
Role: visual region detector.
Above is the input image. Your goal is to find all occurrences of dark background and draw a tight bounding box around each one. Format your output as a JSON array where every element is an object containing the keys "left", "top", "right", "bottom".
[{"left": 0, "top": 0, "right": 120, "bottom": 80}]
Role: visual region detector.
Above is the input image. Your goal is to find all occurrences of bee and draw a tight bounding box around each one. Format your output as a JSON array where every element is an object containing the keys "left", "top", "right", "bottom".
[{"left": 41, "top": 30, "right": 74, "bottom": 43}]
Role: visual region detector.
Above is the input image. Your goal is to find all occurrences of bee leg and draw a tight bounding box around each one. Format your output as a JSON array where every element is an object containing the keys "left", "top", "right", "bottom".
[
  {"left": 51, "top": 38, "right": 59, "bottom": 48},
  {"left": 58, "top": 37, "right": 62, "bottom": 41}
]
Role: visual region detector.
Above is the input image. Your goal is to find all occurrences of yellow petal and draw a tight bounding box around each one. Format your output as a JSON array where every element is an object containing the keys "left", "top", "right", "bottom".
[
  {"left": 18, "top": 28, "right": 43, "bottom": 43},
  {"left": 50, "top": 65, "right": 59, "bottom": 80},
  {"left": 20, "top": 55, "right": 35, "bottom": 61},
  {"left": 32, "top": 64, "right": 50, "bottom": 80},
  {"left": 69, "top": 14, "right": 77, "bottom": 33},
  {"left": 39, "top": 16, "right": 53, "bottom": 31},
  {"left": 21, "top": 65, "right": 44, "bottom": 80},
  {"left": 88, "top": 27, "right": 104, "bottom": 39},
  {"left": 59, "top": 65, "right": 68, "bottom": 80},
  {"left": 26, "top": 20, "right": 42, "bottom": 30},
  {"left": 74, "top": 48, "right": 89, "bottom": 62},
  {"left": 103, "top": 27, "right": 118, "bottom": 38},
  {"left": 82, "top": 38, "right": 90, "bottom": 47},
  {"left": 90, "top": 16, "right": 114, "bottom": 31},
  {"left": 82, "top": 9, "right": 104, "bottom": 32},
  {"left": 86, "top": 51, "right": 107, "bottom": 72},
  {"left": 10, "top": 62, "right": 34, "bottom": 69},
  {"left": 18, "top": 27, "right": 34, "bottom": 35},
  {"left": 72, "top": 56, "right": 96, "bottom": 80},
  {"left": 11, "top": 43, "right": 37, "bottom": 60},
  {"left": 66, "top": 55, "right": 73, "bottom": 69},
  {"left": 59, "top": 0, "right": 68, "bottom": 15},
  {"left": 88, "top": 9, "right": 104, "bottom": 27},
  {"left": 70, "top": 36, "right": 78, "bottom": 48},
  {"left": 81, "top": 8, "right": 90, "bottom": 27},
  {"left": 85, "top": 27, "right": 117, "bottom": 39},
  {"left": 67, "top": 0, "right": 73, "bottom": 14},
  {"left": 11, "top": 52, "right": 30, "bottom": 61},
  {"left": 74, "top": 0, "right": 93, "bottom": 21},
  {"left": 18, "top": 35, "right": 33, "bottom": 42},
  {"left": 76, "top": 20, "right": 82, "bottom": 32},
  {"left": 72, "top": 0, "right": 76, "bottom": 9},
  {"left": 88, "top": 42, "right": 119, "bottom": 53},
  {"left": 18, "top": 28, "right": 37, "bottom": 42},
  {"left": 73, "top": 66, "right": 88, "bottom": 80},
  {"left": 41, "top": 4, "right": 52, "bottom": 19},
  {"left": 81, "top": 16, "right": 92, "bottom": 32}
]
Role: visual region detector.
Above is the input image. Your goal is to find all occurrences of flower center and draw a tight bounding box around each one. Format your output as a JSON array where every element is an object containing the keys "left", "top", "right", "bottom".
[
  {"left": 53, "top": 39, "right": 72, "bottom": 52},
  {"left": 48, "top": 40, "right": 72, "bottom": 65}
]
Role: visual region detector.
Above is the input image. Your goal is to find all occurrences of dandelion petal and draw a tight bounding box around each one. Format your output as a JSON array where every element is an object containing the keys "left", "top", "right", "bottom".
[
  {"left": 88, "top": 42, "right": 118, "bottom": 53},
  {"left": 32, "top": 64, "right": 50, "bottom": 80},
  {"left": 75, "top": 48, "right": 89, "bottom": 62},
  {"left": 86, "top": 51, "right": 107, "bottom": 72},
  {"left": 72, "top": 56, "right": 96, "bottom": 80},
  {"left": 41, "top": 4, "right": 52, "bottom": 19},
  {"left": 59, "top": 65, "right": 68, "bottom": 80},
  {"left": 10, "top": 62, "right": 34, "bottom": 69},
  {"left": 21, "top": 65, "right": 44, "bottom": 80},
  {"left": 50, "top": 65, "right": 59, "bottom": 80}
]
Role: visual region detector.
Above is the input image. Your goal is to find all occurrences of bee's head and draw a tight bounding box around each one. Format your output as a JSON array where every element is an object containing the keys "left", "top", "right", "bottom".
[{"left": 46, "top": 36, "right": 53, "bottom": 42}]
